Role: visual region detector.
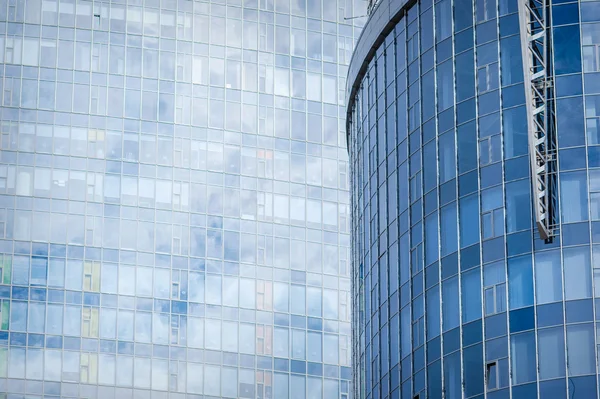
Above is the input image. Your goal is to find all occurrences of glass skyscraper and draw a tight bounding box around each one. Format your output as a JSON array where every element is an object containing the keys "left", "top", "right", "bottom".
[
  {"left": 347, "top": 0, "right": 600, "bottom": 398},
  {"left": 0, "top": 0, "right": 362, "bottom": 398}
]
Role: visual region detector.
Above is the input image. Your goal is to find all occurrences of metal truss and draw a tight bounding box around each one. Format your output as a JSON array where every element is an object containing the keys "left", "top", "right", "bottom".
[
  {"left": 517, "top": 0, "right": 558, "bottom": 241},
  {"left": 366, "top": 0, "right": 380, "bottom": 15}
]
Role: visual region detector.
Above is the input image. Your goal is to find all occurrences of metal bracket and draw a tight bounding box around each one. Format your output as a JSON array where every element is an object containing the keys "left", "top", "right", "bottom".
[{"left": 517, "top": 0, "right": 558, "bottom": 241}]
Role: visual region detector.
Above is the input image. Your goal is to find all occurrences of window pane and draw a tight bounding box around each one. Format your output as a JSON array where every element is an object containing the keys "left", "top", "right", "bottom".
[
  {"left": 508, "top": 255, "right": 533, "bottom": 309},
  {"left": 567, "top": 324, "right": 595, "bottom": 376},
  {"left": 460, "top": 194, "right": 479, "bottom": 247},
  {"left": 564, "top": 246, "right": 592, "bottom": 300},
  {"left": 461, "top": 269, "right": 482, "bottom": 322},
  {"left": 441, "top": 204, "right": 458, "bottom": 256},
  {"left": 510, "top": 332, "right": 536, "bottom": 384},
  {"left": 538, "top": 327, "right": 565, "bottom": 379},
  {"left": 535, "top": 250, "right": 563, "bottom": 304},
  {"left": 442, "top": 276, "right": 459, "bottom": 331},
  {"left": 505, "top": 179, "right": 531, "bottom": 232},
  {"left": 560, "top": 171, "right": 589, "bottom": 223}
]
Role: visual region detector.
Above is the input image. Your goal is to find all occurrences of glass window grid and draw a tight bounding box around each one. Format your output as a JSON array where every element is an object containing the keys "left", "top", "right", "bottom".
[
  {"left": 349, "top": 1, "right": 600, "bottom": 398},
  {"left": 0, "top": 0, "right": 361, "bottom": 397}
]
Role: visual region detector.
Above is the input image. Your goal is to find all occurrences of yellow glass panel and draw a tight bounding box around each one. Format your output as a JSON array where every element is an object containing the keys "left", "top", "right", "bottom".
[
  {"left": 92, "top": 262, "right": 100, "bottom": 291},
  {"left": 83, "top": 262, "right": 100, "bottom": 292},
  {"left": 91, "top": 308, "right": 99, "bottom": 337},
  {"left": 80, "top": 353, "right": 98, "bottom": 384}
]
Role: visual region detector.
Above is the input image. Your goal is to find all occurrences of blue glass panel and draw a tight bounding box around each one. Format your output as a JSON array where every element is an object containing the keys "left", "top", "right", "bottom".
[
  {"left": 459, "top": 194, "right": 480, "bottom": 247},
  {"left": 566, "top": 299, "right": 594, "bottom": 323},
  {"left": 511, "top": 383, "right": 537, "bottom": 398},
  {"left": 443, "top": 352, "right": 461, "bottom": 398},
  {"left": 571, "top": 375, "right": 597, "bottom": 399},
  {"left": 501, "top": 84, "right": 525, "bottom": 107},
  {"left": 464, "top": 344, "right": 484, "bottom": 396},
  {"left": 581, "top": 3, "right": 600, "bottom": 22},
  {"left": 463, "top": 319, "right": 483, "bottom": 347},
  {"left": 462, "top": 269, "right": 482, "bottom": 323},
  {"left": 483, "top": 237, "right": 505, "bottom": 263},
  {"left": 589, "top": 146, "right": 600, "bottom": 167},
  {"left": 556, "top": 74, "right": 583, "bottom": 97},
  {"left": 458, "top": 171, "right": 478, "bottom": 198},
  {"left": 553, "top": 4, "right": 580, "bottom": 25},
  {"left": 511, "top": 332, "right": 537, "bottom": 384},
  {"left": 504, "top": 156, "right": 529, "bottom": 181},
  {"left": 500, "top": 36, "right": 524, "bottom": 85},
  {"left": 567, "top": 323, "right": 595, "bottom": 376},
  {"left": 509, "top": 307, "right": 535, "bottom": 333},
  {"left": 537, "top": 302, "right": 564, "bottom": 328},
  {"left": 593, "top": 221, "right": 600, "bottom": 242},
  {"left": 562, "top": 223, "right": 591, "bottom": 246},
  {"left": 460, "top": 244, "right": 480, "bottom": 271},
  {"left": 554, "top": 25, "right": 582, "bottom": 74},
  {"left": 506, "top": 231, "right": 532, "bottom": 257},
  {"left": 503, "top": 106, "right": 528, "bottom": 158},
  {"left": 539, "top": 379, "right": 566, "bottom": 398},
  {"left": 443, "top": 328, "right": 460, "bottom": 355},
  {"left": 488, "top": 388, "right": 510, "bottom": 399},
  {"left": 485, "top": 313, "right": 508, "bottom": 339},
  {"left": 506, "top": 179, "right": 532, "bottom": 232}
]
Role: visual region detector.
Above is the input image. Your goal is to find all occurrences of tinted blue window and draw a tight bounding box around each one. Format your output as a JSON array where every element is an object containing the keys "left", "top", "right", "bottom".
[
  {"left": 571, "top": 376, "right": 597, "bottom": 399},
  {"left": 500, "top": 36, "right": 524, "bottom": 85},
  {"left": 554, "top": 25, "right": 582, "bottom": 74},
  {"left": 463, "top": 319, "right": 483, "bottom": 346},
  {"left": 502, "top": 107, "right": 528, "bottom": 158},
  {"left": 556, "top": 74, "right": 583, "bottom": 97},
  {"left": 509, "top": 306, "right": 535, "bottom": 333},
  {"left": 510, "top": 332, "right": 537, "bottom": 383},
  {"left": 485, "top": 313, "right": 508, "bottom": 339},
  {"left": 581, "top": 3, "right": 600, "bottom": 22},
  {"left": 566, "top": 299, "right": 594, "bottom": 323},
  {"left": 505, "top": 179, "right": 531, "bottom": 233},
  {"left": 508, "top": 255, "right": 534, "bottom": 309},
  {"left": 560, "top": 147, "right": 588, "bottom": 170},
  {"left": 560, "top": 171, "right": 589, "bottom": 223},
  {"left": 506, "top": 231, "right": 532, "bottom": 256},
  {"left": 454, "top": 0, "right": 475, "bottom": 30},
  {"left": 539, "top": 379, "right": 566, "bottom": 399},
  {"left": 464, "top": 344, "right": 484, "bottom": 396},
  {"left": 553, "top": 3, "right": 580, "bottom": 25},
  {"left": 499, "top": 14, "right": 519, "bottom": 37},
  {"left": 562, "top": 222, "right": 591, "bottom": 246},
  {"left": 444, "top": 352, "right": 462, "bottom": 398},
  {"left": 462, "top": 269, "right": 482, "bottom": 323},
  {"left": 442, "top": 278, "right": 460, "bottom": 331},
  {"left": 456, "top": 51, "right": 476, "bottom": 101},
  {"left": 461, "top": 244, "right": 481, "bottom": 271},
  {"left": 459, "top": 195, "right": 479, "bottom": 247},
  {"left": 538, "top": 327, "right": 566, "bottom": 380},
  {"left": 501, "top": 84, "right": 525, "bottom": 107},
  {"left": 512, "top": 383, "right": 537, "bottom": 398}
]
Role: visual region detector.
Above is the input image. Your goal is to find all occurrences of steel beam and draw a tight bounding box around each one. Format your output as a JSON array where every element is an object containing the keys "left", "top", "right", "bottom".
[{"left": 517, "top": 0, "right": 558, "bottom": 241}]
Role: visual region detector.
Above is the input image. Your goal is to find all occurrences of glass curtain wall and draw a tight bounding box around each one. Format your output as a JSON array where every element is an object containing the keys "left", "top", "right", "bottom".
[
  {"left": 0, "top": 0, "right": 363, "bottom": 398},
  {"left": 348, "top": 0, "right": 600, "bottom": 398}
]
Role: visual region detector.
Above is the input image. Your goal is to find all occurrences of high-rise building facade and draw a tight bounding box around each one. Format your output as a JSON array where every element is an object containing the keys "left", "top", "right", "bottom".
[
  {"left": 0, "top": 0, "right": 363, "bottom": 398},
  {"left": 347, "top": 0, "right": 600, "bottom": 398}
]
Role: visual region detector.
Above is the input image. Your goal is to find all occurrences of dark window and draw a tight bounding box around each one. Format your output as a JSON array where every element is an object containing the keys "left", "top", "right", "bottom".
[
  {"left": 487, "top": 361, "right": 498, "bottom": 390},
  {"left": 554, "top": 25, "right": 582, "bottom": 75}
]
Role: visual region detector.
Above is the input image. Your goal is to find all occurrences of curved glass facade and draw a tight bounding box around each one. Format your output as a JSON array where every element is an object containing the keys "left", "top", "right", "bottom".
[
  {"left": 348, "top": 0, "right": 600, "bottom": 398},
  {"left": 0, "top": 0, "right": 362, "bottom": 398}
]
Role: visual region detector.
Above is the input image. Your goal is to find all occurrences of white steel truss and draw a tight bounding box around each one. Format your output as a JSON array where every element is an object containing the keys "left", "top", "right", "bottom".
[
  {"left": 517, "top": 0, "right": 558, "bottom": 241},
  {"left": 366, "top": 0, "right": 380, "bottom": 15}
]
